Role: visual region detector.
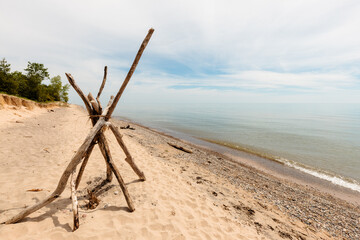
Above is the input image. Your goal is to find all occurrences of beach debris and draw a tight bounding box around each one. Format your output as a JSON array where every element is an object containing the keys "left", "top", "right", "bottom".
[
  {"left": 246, "top": 208, "right": 255, "bottom": 216},
  {"left": 167, "top": 142, "right": 193, "bottom": 153},
  {"left": 232, "top": 204, "right": 255, "bottom": 216},
  {"left": 212, "top": 191, "right": 218, "bottom": 196},
  {"left": 3, "top": 28, "right": 154, "bottom": 231},
  {"left": 196, "top": 176, "right": 203, "bottom": 184},
  {"left": 278, "top": 230, "right": 292, "bottom": 239},
  {"left": 223, "top": 204, "right": 230, "bottom": 211},
  {"left": 85, "top": 190, "right": 100, "bottom": 210},
  {"left": 120, "top": 125, "right": 135, "bottom": 130},
  {"left": 26, "top": 189, "right": 44, "bottom": 192}
]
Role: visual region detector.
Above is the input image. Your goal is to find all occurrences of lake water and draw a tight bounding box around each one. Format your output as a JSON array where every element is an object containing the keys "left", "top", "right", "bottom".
[{"left": 115, "top": 103, "right": 360, "bottom": 192}]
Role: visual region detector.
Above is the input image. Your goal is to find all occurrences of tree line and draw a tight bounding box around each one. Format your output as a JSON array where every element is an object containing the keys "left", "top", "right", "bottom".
[{"left": 0, "top": 58, "right": 69, "bottom": 102}]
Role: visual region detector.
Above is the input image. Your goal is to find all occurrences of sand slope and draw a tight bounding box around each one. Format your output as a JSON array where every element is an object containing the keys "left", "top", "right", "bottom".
[{"left": 0, "top": 104, "right": 341, "bottom": 239}]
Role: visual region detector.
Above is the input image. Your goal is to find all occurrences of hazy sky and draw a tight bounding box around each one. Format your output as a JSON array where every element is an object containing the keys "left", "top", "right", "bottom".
[{"left": 1, "top": 0, "right": 360, "bottom": 106}]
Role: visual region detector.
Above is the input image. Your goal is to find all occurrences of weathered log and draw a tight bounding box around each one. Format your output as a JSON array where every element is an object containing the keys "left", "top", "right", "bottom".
[
  {"left": 4, "top": 118, "right": 107, "bottom": 224},
  {"left": 70, "top": 170, "right": 80, "bottom": 231},
  {"left": 109, "top": 123, "right": 146, "bottom": 181},
  {"left": 167, "top": 142, "right": 193, "bottom": 154},
  {"left": 106, "top": 28, "right": 154, "bottom": 120},
  {"left": 120, "top": 124, "right": 135, "bottom": 130}
]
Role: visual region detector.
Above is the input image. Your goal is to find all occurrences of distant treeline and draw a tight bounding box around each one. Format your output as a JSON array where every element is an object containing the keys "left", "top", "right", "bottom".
[{"left": 0, "top": 58, "right": 69, "bottom": 102}]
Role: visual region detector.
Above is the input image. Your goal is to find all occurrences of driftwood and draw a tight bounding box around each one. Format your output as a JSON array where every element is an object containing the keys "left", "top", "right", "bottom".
[
  {"left": 96, "top": 66, "right": 107, "bottom": 112},
  {"left": 109, "top": 123, "right": 145, "bottom": 181},
  {"left": 85, "top": 189, "right": 100, "bottom": 209},
  {"left": 105, "top": 28, "right": 154, "bottom": 120},
  {"left": 168, "top": 142, "right": 193, "bottom": 154},
  {"left": 3, "top": 28, "right": 154, "bottom": 228},
  {"left": 75, "top": 142, "right": 95, "bottom": 189},
  {"left": 120, "top": 125, "right": 135, "bottom": 130},
  {"left": 66, "top": 75, "right": 114, "bottom": 184},
  {"left": 4, "top": 116, "right": 108, "bottom": 224},
  {"left": 70, "top": 170, "right": 79, "bottom": 231}
]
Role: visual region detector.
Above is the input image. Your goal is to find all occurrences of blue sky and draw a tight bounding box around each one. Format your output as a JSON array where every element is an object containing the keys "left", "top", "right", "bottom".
[{"left": 1, "top": 0, "right": 360, "bottom": 106}]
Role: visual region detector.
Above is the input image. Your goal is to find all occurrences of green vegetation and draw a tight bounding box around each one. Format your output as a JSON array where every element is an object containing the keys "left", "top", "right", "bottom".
[{"left": 0, "top": 58, "right": 69, "bottom": 102}]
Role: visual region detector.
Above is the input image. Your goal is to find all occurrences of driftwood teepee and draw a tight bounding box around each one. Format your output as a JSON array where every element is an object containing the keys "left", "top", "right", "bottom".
[{"left": 3, "top": 28, "right": 154, "bottom": 231}]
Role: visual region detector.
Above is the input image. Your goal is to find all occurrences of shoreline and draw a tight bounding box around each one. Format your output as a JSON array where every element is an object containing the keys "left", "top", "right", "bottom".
[
  {"left": 115, "top": 116, "right": 360, "bottom": 206},
  {"left": 112, "top": 116, "right": 360, "bottom": 239},
  {"left": 1, "top": 104, "right": 359, "bottom": 239}
]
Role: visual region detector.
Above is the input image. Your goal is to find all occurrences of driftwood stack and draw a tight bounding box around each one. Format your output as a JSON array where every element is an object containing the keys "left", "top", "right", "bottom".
[{"left": 3, "top": 28, "right": 154, "bottom": 231}]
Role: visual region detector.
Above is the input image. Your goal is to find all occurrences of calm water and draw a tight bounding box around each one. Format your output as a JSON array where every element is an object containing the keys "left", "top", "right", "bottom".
[{"left": 115, "top": 103, "right": 360, "bottom": 191}]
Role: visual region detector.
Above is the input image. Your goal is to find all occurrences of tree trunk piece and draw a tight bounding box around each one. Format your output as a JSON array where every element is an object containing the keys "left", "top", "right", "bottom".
[
  {"left": 109, "top": 123, "right": 146, "bottom": 181},
  {"left": 167, "top": 142, "right": 193, "bottom": 154}
]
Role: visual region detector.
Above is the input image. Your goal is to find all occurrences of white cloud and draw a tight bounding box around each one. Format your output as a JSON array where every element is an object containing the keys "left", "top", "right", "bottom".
[{"left": 1, "top": 0, "right": 360, "bottom": 104}]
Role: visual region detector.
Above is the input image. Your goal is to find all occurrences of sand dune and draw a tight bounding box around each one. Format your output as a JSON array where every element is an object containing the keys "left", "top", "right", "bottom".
[{"left": 0, "top": 102, "right": 357, "bottom": 239}]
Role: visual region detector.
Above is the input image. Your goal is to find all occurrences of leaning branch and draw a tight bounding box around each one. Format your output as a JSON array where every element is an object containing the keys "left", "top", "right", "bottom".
[
  {"left": 96, "top": 66, "right": 107, "bottom": 100},
  {"left": 65, "top": 73, "right": 92, "bottom": 115},
  {"left": 109, "top": 123, "right": 146, "bottom": 181},
  {"left": 105, "top": 28, "right": 154, "bottom": 120}
]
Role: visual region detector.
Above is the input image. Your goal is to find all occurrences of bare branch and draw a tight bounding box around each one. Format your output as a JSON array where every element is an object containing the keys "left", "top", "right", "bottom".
[
  {"left": 105, "top": 28, "right": 154, "bottom": 120},
  {"left": 65, "top": 73, "right": 92, "bottom": 114},
  {"left": 96, "top": 66, "right": 107, "bottom": 100},
  {"left": 109, "top": 123, "right": 146, "bottom": 181}
]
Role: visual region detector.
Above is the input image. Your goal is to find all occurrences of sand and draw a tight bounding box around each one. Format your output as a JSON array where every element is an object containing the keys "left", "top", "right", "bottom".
[{"left": 0, "top": 102, "right": 358, "bottom": 239}]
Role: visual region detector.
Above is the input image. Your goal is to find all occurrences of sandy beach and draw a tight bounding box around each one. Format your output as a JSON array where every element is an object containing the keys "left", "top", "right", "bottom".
[{"left": 0, "top": 100, "right": 359, "bottom": 239}]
